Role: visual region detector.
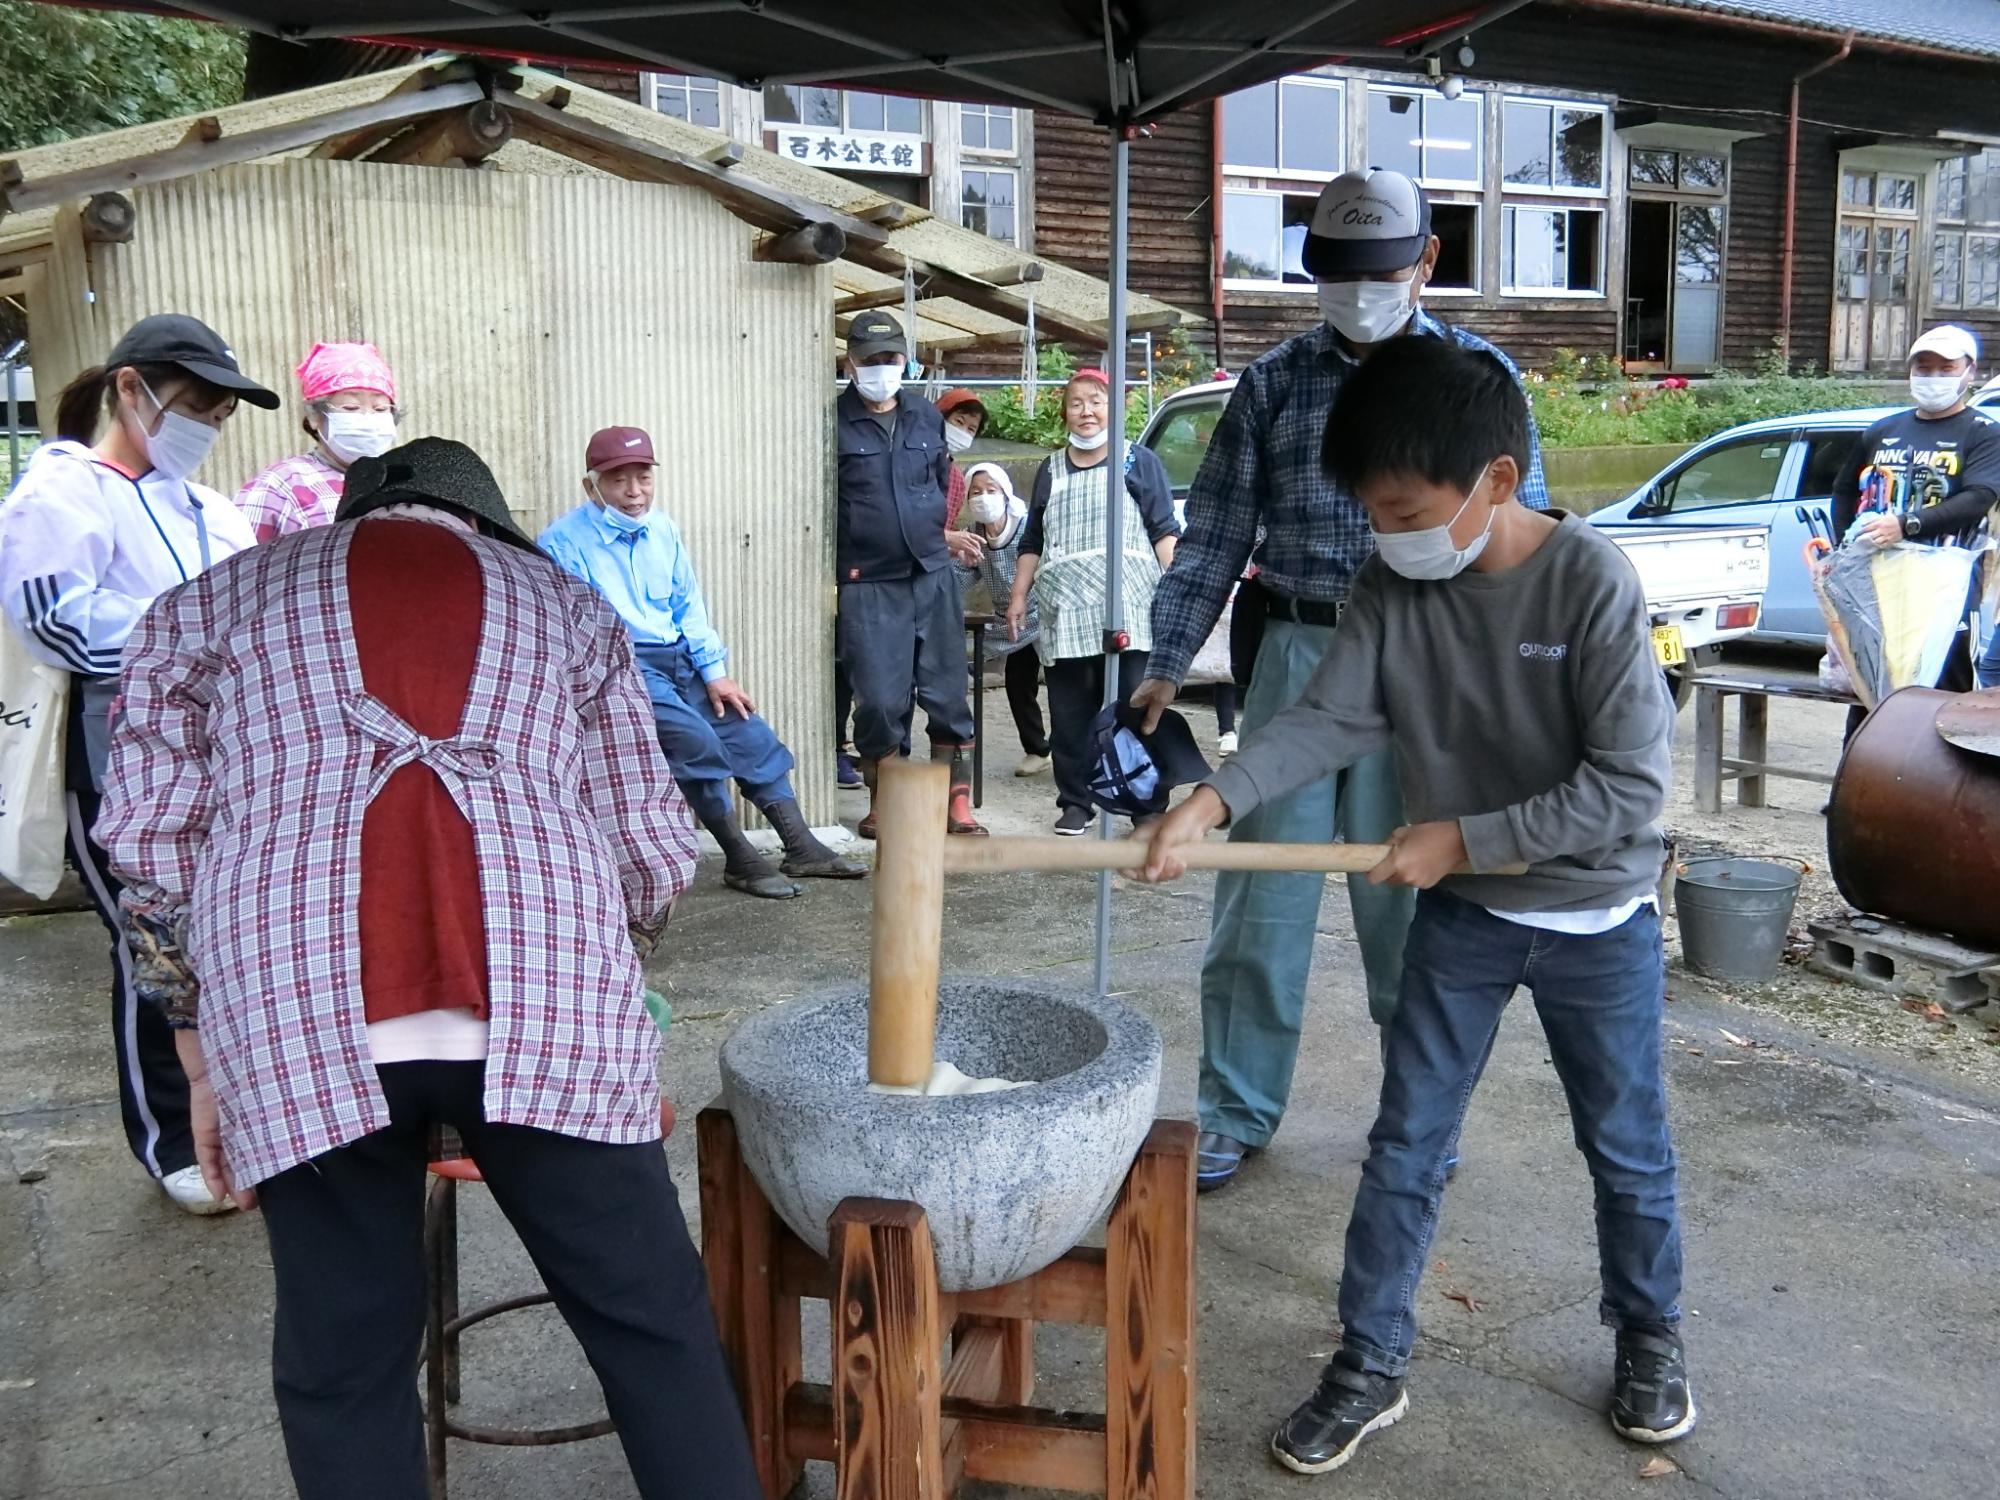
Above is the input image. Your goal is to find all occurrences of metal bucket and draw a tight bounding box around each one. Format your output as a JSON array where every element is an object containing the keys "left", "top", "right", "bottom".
[{"left": 1674, "top": 858, "right": 1802, "bottom": 983}]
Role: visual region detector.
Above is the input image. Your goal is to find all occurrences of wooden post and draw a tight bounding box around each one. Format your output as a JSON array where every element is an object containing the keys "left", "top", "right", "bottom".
[
  {"left": 1739, "top": 692, "right": 1769, "bottom": 808},
  {"left": 1105, "top": 1122, "right": 1197, "bottom": 1500},
  {"left": 868, "top": 759, "right": 951, "bottom": 1087},
  {"left": 832, "top": 1199, "right": 945, "bottom": 1500},
  {"left": 955, "top": 1313, "right": 1034, "bottom": 1405},
  {"left": 1694, "top": 685, "right": 1724, "bottom": 815},
  {"left": 698, "top": 1108, "right": 804, "bottom": 1500}
]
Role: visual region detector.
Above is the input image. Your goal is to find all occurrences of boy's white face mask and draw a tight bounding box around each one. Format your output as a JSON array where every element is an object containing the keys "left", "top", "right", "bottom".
[{"left": 1370, "top": 466, "right": 1496, "bottom": 581}]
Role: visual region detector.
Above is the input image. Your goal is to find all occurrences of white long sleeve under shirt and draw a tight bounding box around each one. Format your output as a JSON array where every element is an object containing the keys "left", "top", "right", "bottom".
[{"left": 0, "top": 440, "right": 255, "bottom": 677}]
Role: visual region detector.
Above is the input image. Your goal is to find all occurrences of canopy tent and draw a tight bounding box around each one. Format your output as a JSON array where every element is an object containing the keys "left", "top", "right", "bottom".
[{"left": 64, "top": 0, "right": 1540, "bottom": 992}]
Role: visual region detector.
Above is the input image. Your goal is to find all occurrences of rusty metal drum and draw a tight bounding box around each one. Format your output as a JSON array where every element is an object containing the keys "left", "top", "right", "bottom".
[{"left": 1826, "top": 687, "right": 2000, "bottom": 949}]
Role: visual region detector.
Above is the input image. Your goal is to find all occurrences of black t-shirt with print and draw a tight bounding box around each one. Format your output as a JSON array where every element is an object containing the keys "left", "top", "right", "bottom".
[{"left": 1831, "top": 404, "right": 2000, "bottom": 544}]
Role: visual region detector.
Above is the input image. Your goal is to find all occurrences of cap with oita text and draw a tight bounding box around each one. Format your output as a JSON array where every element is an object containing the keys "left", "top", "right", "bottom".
[
  {"left": 585, "top": 425, "right": 656, "bottom": 473},
  {"left": 1302, "top": 169, "right": 1433, "bottom": 279}
]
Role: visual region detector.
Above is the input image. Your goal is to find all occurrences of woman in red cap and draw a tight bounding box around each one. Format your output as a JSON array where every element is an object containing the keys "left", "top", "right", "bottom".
[
  {"left": 236, "top": 341, "right": 401, "bottom": 542},
  {"left": 936, "top": 387, "right": 987, "bottom": 529}
]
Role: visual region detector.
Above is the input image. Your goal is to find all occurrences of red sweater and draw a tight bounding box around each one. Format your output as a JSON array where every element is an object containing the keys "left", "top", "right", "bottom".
[{"left": 346, "top": 520, "right": 490, "bottom": 1024}]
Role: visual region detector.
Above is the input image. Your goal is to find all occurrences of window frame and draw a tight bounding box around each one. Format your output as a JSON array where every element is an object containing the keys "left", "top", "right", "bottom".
[
  {"left": 1220, "top": 74, "right": 1345, "bottom": 182},
  {"left": 1366, "top": 83, "right": 1483, "bottom": 191},
  {"left": 1932, "top": 150, "right": 2000, "bottom": 311},
  {"left": 1654, "top": 429, "right": 1794, "bottom": 516},
  {"left": 1218, "top": 185, "right": 1321, "bottom": 291},
  {"left": 959, "top": 102, "right": 1018, "bottom": 158},
  {"left": 1499, "top": 94, "right": 1610, "bottom": 198},
  {"left": 643, "top": 72, "right": 724, "bottom": 130},
  {"left": 1499, "top": 202, "right": 1607, "bottom": 299},
  {"left": 764, "top": 84, "right": 925, "bottom": 137},
  {"left": 1423, "top": 200, "right": 1483, "bottom": 298},
  {"left": 959, "top": 164, "right": 1020, "bottom": 245}
]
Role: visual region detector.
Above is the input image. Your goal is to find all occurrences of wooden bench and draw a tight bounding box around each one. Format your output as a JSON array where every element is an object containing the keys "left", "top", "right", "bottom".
[{"left": 1691, "top": 670, "right": 1859, "bottom": 813}]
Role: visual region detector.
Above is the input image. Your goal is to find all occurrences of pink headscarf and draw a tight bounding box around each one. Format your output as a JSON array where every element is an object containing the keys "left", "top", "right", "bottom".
[{"left": 295, "top": 341, "right": 397, "bottom": 404}]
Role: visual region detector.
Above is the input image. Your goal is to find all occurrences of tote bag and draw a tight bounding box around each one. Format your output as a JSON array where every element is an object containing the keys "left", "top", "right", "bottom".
[{"left": 0, "top": 619, "right": 70, "bottom": 898}]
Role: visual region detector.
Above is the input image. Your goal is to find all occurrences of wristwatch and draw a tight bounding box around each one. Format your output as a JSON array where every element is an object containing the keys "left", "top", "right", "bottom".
[{"left": 1903, "top": 514, "right": 1923, "bottom": 539}]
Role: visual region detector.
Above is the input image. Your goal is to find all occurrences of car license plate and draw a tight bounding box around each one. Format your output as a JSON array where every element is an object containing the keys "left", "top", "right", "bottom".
[{"left": 1652, "top": 625, "right": 1686, "bottom": 667}]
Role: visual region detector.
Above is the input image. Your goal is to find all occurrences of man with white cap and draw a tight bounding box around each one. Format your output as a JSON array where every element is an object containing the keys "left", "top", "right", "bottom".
[{"left": 1130, "top": 168, "right": 1549, "bottom": 1194}]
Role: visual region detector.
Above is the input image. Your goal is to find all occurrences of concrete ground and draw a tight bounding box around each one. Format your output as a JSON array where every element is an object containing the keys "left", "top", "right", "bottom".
[{"left": 3, "top": 668, "right": 1998, "bottom": 1500}]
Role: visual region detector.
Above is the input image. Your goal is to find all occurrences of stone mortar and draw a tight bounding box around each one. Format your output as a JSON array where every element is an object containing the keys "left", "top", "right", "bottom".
[{"left": 719, "top": 979, "right": 1164, "bottom": 1292}]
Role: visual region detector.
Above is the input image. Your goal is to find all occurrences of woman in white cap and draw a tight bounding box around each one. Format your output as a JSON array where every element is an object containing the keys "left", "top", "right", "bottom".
[
  {"left": 955, "top": 461, "right": 1051, "bottom": 775},
  {"left": 236, "top": 340, "right": 401, "bottom": 542},
  {"left": 0, "top": 312, "right": 276, "bottom": 1214}
]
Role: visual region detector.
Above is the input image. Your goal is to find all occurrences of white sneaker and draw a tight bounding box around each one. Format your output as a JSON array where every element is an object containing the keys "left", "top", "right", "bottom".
[
  {"left": 160, "top": 1165, "right": 236, "bottom": 1216},
  {"left": 1014, "top": 753, "right": 1052, "bottom": 777},
  {"left": 1218, "top": 732, "right": 1239, "bottom": 756}
]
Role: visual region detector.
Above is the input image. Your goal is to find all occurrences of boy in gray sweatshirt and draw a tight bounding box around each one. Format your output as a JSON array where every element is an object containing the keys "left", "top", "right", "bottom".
[{"left": 1139, "top": 337, "right": 1691, "bottom": 1475}]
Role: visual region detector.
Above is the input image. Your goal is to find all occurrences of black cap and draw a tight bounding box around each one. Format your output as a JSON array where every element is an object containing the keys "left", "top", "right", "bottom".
[
  {"left": 335, "top": 437, "right": 537, "bottom": 552},
  {"left": 104, "top": 314, "right": 280, "bottom": 409},
  {"left": 1087, "top": 703, "right": 1213, "bottom": 820},
  {"left": 846, "top": 309, "right": 908, "bottom": 362}
]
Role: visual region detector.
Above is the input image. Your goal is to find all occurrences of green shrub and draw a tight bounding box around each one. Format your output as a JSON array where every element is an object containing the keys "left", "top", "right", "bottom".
[{"left": 980, "top": 331, "right": 1202, "bottom": 448}]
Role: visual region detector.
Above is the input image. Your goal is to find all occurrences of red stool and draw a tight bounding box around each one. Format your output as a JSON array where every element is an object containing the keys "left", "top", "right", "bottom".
[{"left": 422, "top": 1098, "right": 677, "bottom": 1496}]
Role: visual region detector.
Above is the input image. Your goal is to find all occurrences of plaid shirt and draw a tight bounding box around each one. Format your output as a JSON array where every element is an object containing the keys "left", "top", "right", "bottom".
[
  {"left": 1147, "top": 310, "right": 1550, "bottom": 685},
  {"left": 97, "top": 518, "right": 699, "bottom": 1186},
  {"left": 236, "top": 450, "right": 346, "bottom": 543}
]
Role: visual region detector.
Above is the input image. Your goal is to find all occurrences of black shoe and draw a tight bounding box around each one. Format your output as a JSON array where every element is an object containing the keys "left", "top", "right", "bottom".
[
  {"left": 1195, "top": 1130, "right": 1252, "bottom": 1193},
  {"left": 1054, "top": 805, "right": 1091, "bottom": 836},
  {"left": 1611, "top": 1323, "right": 1697, "bottom": 1443},
  {"left": 1271, "top": 1353, "right": 1409, "bottom": 1475}
]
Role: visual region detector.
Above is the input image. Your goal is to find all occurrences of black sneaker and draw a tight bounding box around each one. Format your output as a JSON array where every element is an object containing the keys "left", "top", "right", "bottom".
[
  {"left": 1610, "top": 1323, "right": 1697, "bottom": 1443},
  {"left": 1054, "top": 806, "right": 1092, "bottom": 836},
  {"left": 1271, "top": 1353, "right": 1409, "bottom": 1475}
]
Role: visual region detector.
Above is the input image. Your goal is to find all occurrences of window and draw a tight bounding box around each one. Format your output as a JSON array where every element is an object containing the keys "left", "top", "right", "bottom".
[
  {"left": 960, "top": 167, "right": 1017, "bottom": 243},
  {"left": 764, "top": 86, "right": 920, "bottom": 134},
  {"left": 1933, "top": 150, "right": 2000, "bottom": 310},
  {"left": 1429, "top": 203, "right": 1480, "bottom": 293},
  {"left": 1658, "top": 435, "right": 1789, "bottom": 513},
  {"left": 648, "top": 73, "right": 722, "bottom": 129},
  {"left": 1502, "top": 97, "right": 1607, "bottom": 193},
  {"left": 1366, "top": 87, "right": 1481, "bottom": 188},
  {"left": 1145, "top": 398, "right": 1228, "bottom": 494},
  {"left": 1502, "top": 205, "right": 1603, "bottom": 294},
  {"left": 1220, "top": 189, "right": 1315, "bottom": 285},
  {"left": 1799, "top": 432, "right": 1859, "bottom": 501},
  {"left": 961, "top": 103, "right": 1016, "bottom": 155},
  {"left": 1629, "top": 148, "right": 1725, "bottom": 193},
  {"left": 1220, "top": 76, "right": 1343, "bottom": 178}
]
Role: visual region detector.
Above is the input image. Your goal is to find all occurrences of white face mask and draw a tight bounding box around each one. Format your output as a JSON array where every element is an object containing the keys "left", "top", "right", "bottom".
[
  {"left": 1068, "top": 424, "right": 1110, "bottom": 451},
  {"left": 851, "top": 363, "right": 903, "bottom": 403},
  {"left": 319, "top": 409, "right": 398, "bottom": 465},
  {"left": 1910, "top": 371, "right": 1970, "bottom": 414},
  {"left": 1370, "top": 468, "right": 1496, "bottom": 581},
  {"left": 1317, "top": 275, "right": 1418, "bottom": 345},
  {"left": 135, "top": 377, "right": 221, "bottom": 482},
  {"left": 943, "top": 422, "right": 975, "bottom": 454},
  {"left": 966, "top": 490, "right": 1005, "bottom": 526}
]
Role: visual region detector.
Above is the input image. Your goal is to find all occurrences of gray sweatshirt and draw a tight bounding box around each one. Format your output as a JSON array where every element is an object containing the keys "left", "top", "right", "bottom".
[{"left": 1207, "top": 513, "right": 1672, "bottom": 913}]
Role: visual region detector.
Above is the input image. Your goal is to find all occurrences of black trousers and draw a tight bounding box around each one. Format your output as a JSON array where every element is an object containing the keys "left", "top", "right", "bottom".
[
  {"left": 256, "top": 1061, "right": 760, "bottom": 1500},
  {"left": 1043, "top": 649, "right": 1151, "bottom": 814},
  {"left": 1002, "top": 648, "right": 1051, "bottom": 756},
  {"left": 63, "top": 772, "right": 193, "bottom": 1179},
  {"left": 837, "top": 568, "right": 974, "bottom": 761}
]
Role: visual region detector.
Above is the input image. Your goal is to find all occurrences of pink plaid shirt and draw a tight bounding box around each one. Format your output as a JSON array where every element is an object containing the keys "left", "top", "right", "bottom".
[
  {"left": 97, "top": 518, "right": 700, "bottom": 1186},
  {"left": 235, "top": 450, "right": 346, "bottom": 543}
]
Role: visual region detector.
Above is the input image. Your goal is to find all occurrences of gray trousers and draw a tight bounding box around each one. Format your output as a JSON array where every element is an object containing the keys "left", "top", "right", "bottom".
[{"left": 837, "top": 568, "right": 974, "bottom": 761}]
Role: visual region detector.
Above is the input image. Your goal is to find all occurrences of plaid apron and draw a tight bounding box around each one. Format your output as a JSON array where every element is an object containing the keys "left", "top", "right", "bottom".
[{"left": 1033, "top": 444, "right": 1162, "bottom": 664}]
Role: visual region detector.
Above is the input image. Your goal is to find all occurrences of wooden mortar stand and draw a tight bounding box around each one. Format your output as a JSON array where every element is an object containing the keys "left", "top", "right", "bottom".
[{"left": 699, "top": 1107, "right": 1196, "bottom": 1500}]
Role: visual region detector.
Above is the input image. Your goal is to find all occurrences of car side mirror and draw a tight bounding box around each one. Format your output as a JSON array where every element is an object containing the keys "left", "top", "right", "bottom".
[{"left": 1632, "top": 484, "right": 1666, "bottom": 518}]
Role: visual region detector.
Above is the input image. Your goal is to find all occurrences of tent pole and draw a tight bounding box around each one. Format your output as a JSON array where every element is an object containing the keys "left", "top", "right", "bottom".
[{"left": 1093, "top": 131, "right": 1132, "bottom": 999}]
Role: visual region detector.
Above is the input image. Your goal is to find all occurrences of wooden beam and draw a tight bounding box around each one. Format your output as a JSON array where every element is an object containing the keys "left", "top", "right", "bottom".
[
  {"left": 703, "top": 141, "right": 744, "bottom": 170},
  {"left": 831, "top": 1198, "right": 944, "bottom": 1500},
  {"left": 833, "top": 286, "right": 913, "bottom": 316},
  {"left": 0, "top": 77, "right": 485, "bottom": 217},
  {"left": 845, "top": 253, "right": 1105, "bottom": 345},
  {"left": 776, "top": 1224, "right": 1108, "bottom": 1324},
  {"left": 308, "top": 65, "right": 487, "bottom": 162},
  {"left": 981, "top": 260, "right": 1046, "bottom": 287},
  {"left": 80, "top": 192, "right": 135, "bottom": 245},
  {"left": 500, "top": 91, "right": 889, "bottom": 249},
  {"left": 370, "top": 102, "right": 513, "bottom": 168},
  {"left": 756, "top": 222, "right": 846, "bottom": 265},
  {"left": 785, "top": 1384, "right": 1108, "bottom": 1494},
  {"left": 1106, "top": 1121, "right": 1198, "bottom": 1500},
  {"left": 863, "top": 199, "right": 920, "bottom": 229},
  {"left": 182, "top": 116, "right": 223, "bottom": 146}
]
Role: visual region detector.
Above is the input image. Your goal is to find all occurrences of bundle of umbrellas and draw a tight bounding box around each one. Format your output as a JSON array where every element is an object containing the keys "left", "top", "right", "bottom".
[{"left": 1815, "top": 535, "right": 1993, "bottom": 707}]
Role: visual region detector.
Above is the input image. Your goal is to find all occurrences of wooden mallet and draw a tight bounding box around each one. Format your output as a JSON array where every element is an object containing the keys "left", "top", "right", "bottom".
[{"left": 866, "top": 759, "right": 1522, "bottom": 1088}]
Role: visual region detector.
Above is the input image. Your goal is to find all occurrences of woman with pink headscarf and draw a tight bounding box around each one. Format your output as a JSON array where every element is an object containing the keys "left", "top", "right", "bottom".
[{"left": 236, "top": 341, "right": 401, "bottom": 542}]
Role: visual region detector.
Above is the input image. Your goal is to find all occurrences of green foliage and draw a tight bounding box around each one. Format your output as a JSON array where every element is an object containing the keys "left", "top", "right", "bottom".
[
  {"left": 981, "top": 329, "right": 1205, "bottom": 448},
  {"left": 0, "top": 2, "right": 245, "bottom": 152},
  {"left": 1524, "top": 341, "right": 1896, "bottom": 450}
]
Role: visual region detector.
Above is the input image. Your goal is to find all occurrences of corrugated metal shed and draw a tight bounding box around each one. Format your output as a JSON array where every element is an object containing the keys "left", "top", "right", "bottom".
[{"left": 24, "top": 156, "right": 837, "bottom": 824}]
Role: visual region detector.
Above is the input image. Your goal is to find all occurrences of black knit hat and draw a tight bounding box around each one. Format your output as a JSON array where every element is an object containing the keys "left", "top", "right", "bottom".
[{"left": 335, "top": 437, "right": 535, "bottom": 551}]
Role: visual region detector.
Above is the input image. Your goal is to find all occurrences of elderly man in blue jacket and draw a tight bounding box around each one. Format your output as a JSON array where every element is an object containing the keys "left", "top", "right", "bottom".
[{"left": 542, "top": 425, "right": 864, "bottom": 898}]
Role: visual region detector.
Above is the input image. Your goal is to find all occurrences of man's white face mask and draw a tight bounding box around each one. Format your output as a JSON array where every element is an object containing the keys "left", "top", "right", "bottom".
[
  {"left": 1317, "top": 272, "right": 1419, "bottom": 345},
  {"left": 851, "top": 363, "right": 904, "bottom": 403}
]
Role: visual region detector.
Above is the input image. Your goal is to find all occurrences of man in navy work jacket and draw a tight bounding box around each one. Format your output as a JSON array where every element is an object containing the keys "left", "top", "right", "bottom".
[
  {"left": 1130, "top": 169, "right": 1550, "bottom": 1194},
  {"left": 541, "top": 425, "right": 865, "bottom": 899},
  {"left": 836, "top": 309, "right": 986, "bottom": 838}
]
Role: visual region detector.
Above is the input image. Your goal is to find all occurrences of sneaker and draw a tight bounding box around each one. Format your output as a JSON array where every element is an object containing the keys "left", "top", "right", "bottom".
[
  {"left": 1054, "top": 806, "right": 1091, "bottom": 836},
  {"left": 1271, "top": 1352, "right": 1409, "bottom": 1475},
  {"left": 1610, "top": 1323, "right": 1697, "bottom": 1443},
  {"left": 1014, "top": 752, "right": 1052, "bottom": 777},
  {"left": 1217, "top": 731, "right": 1239, "bottom": 756},
  {"left": 836, "top": 752, "right": 865, "bottom": 790},
  {"left": 160, "top": 1165, "right": 236, "bottom": 1216},
  {"left": 1196, "top": 1130, "right": 1253, "bottom": 1193}
]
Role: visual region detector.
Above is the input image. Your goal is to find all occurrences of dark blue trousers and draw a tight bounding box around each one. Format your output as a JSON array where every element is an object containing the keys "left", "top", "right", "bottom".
[{"left": 633, "top": 641, "right": 795, "bottom": 823}]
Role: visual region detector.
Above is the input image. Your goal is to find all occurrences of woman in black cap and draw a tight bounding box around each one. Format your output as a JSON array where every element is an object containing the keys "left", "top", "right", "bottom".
[{"left": 0, "top": 312, "right": 277, "bottom": 1215}]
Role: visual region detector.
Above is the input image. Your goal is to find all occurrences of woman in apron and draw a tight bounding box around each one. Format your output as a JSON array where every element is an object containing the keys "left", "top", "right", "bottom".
[{"left": 1006, "top": 369, "right": 1179, "bottom": 835}]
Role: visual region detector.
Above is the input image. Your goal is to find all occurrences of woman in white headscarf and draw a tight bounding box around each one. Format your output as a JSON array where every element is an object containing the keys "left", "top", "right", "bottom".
[{"left": 955, "top": 461, "right": 1050, "bottom": 776}]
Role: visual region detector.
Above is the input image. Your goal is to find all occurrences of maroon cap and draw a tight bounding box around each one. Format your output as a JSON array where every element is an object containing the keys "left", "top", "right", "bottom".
[{"left": 585, "top": 425, "right": 656, "bottom": 473}]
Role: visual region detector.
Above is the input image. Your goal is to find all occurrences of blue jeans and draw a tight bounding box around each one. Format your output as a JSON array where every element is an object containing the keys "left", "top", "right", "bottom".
[
  {"left": 634, "top": 642, "right": 796, "bottom": 822},
  {"left": 1339, "top": 890, "right": 1683, "bottom": 1376},
  {"left": 1198, "top": 619, "right": 1416, "bottom": 1147}
]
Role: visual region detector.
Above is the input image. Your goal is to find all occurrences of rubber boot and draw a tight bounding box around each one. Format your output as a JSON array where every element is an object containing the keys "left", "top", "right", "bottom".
[
  {"left": 857, "top": 757, "right": 882, "bottom": 841},
  {"left": 944, "top": 743, "right": 987, "bottom": 837},
  {"left": 763, "top": 798, "right": 867, "bottom": 879},
  {"left": 688, "top": 784, "right": 801, "bottom": 900}
]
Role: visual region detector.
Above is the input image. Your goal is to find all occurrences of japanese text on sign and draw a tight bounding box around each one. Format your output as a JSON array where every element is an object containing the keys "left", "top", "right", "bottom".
[{"left": 774, "top": 128, "right": 922, "bottom": 175}]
